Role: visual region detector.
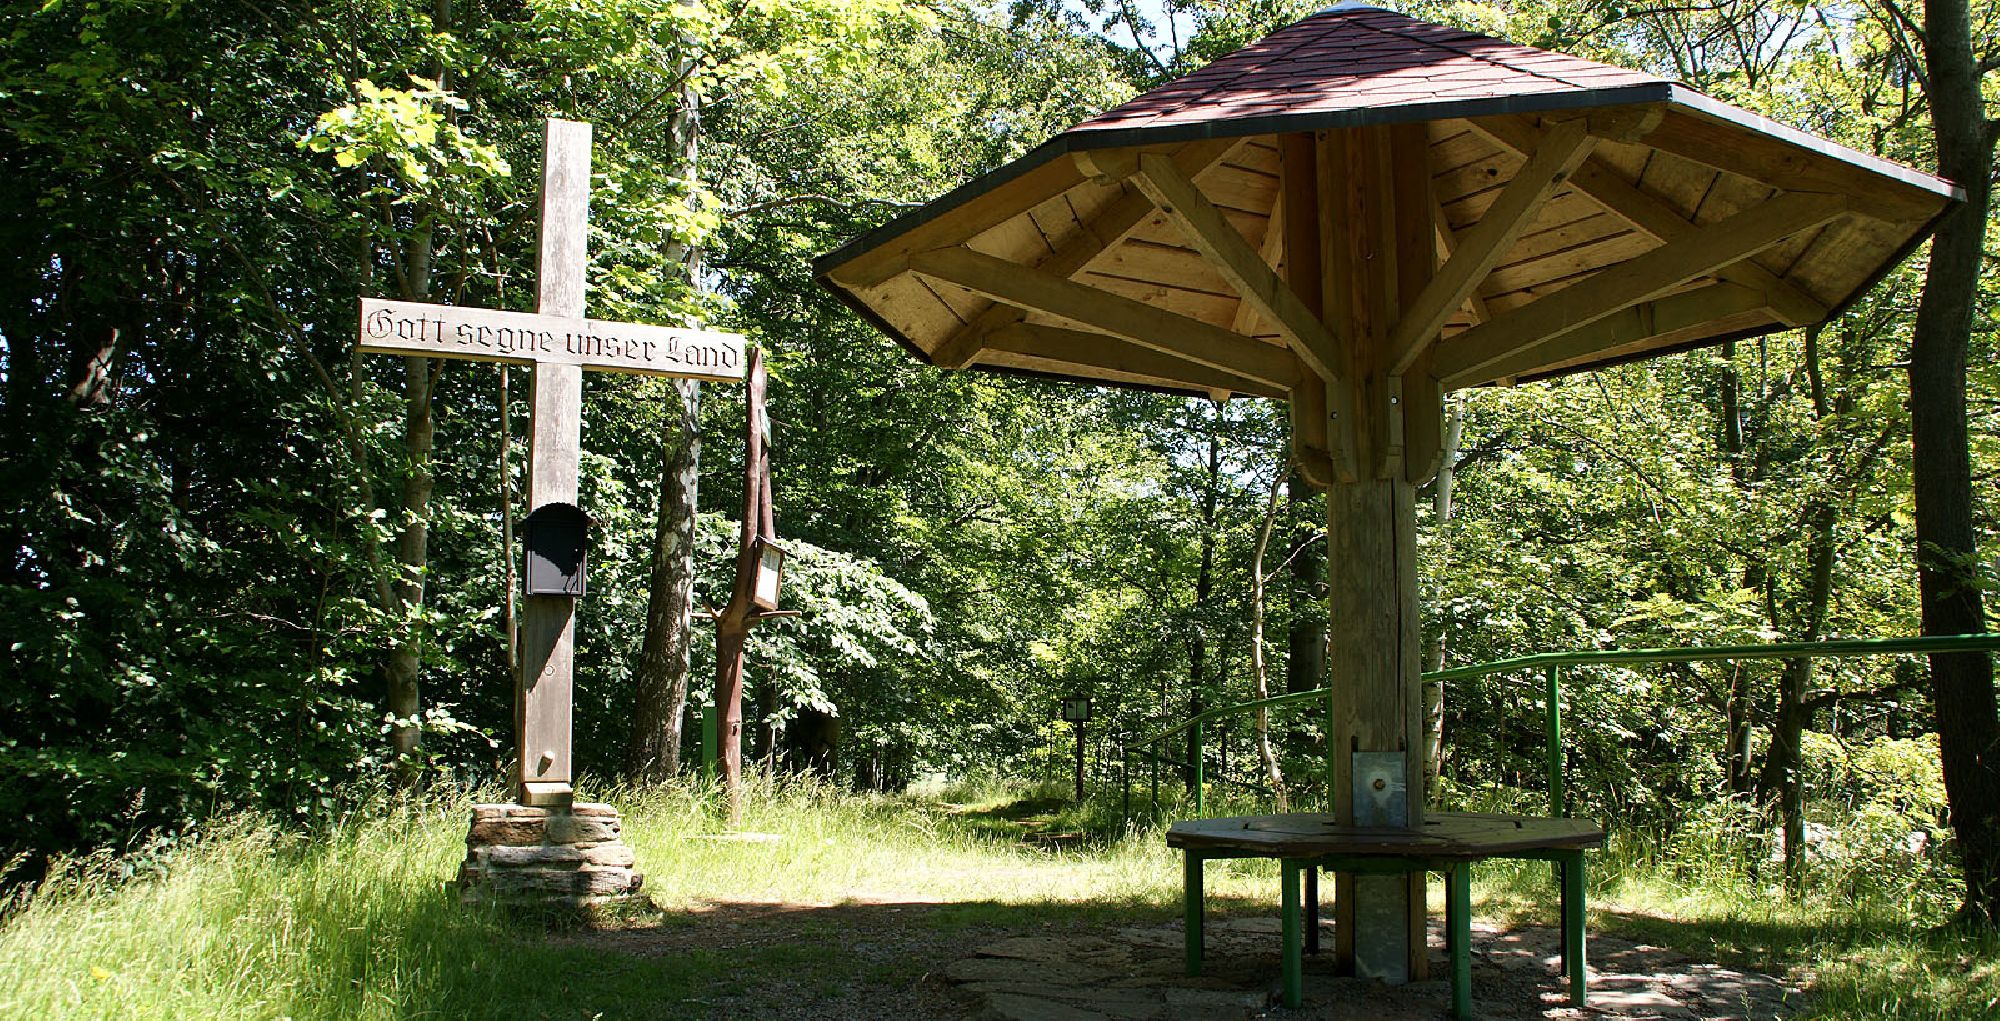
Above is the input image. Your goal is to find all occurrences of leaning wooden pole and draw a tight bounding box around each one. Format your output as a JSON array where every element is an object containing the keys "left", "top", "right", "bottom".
[{"left": 714, "top": 346, "right": 773, "bottom": 825}]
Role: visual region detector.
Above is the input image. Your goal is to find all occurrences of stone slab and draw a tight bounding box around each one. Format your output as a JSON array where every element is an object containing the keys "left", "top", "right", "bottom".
[
  {"left": 480, "top": 844, "right": 586, "bottom": 867},
  {"left": 946, "top": 956, "right": 1109, "bottom": 985},
  {"left": 467, "top": 819, "right": 548, "bottom": 846},
  {"left": 982, "top": 993, "right": 1114, "bottom": 1021},
  {"left": 458, "top": 803, "right": 644, "bottom": 907},
  {"left": 547, "top": 816, "right": 620, "bottom": 844}
]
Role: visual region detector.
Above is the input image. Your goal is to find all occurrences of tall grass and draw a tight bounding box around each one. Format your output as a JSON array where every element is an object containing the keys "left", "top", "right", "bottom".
[
  {"left": 0, "top": 799, "right": 477, "bottom": 1019},
  {"left": 0, "top": 777, "right": 1285, "bottom": 1020},
  {"left": 2, "top": 777, "right": 1993, "bottom": 1020}
]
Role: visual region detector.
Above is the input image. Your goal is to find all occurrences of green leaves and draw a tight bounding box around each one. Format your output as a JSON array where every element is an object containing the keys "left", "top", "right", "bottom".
[{"left": 300, "top": 77, "right": 508, "bottom": 195}]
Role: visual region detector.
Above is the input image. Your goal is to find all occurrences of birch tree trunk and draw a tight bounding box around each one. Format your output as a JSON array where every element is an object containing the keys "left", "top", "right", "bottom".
[
  {"left": 1249, "top": 468, "right": 1288, "bottom": 808},
  {"left": 1422, "top": 399, "right": 1463, "bottom": 799},
  {"left": 1186, "top": 405, "right": 1221, "bottom": 794},
  {"left": 383, "top": 207, "right": 438, "bottom": 778},
  {"left": 626, "top": 378, "right": 702, "bottom": 778},
  {"left": 626, "top": 37, "right": 707, "bottom": 779}
]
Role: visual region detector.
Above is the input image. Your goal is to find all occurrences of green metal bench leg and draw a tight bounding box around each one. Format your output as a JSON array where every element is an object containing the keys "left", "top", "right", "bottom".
[
  {"left": 1304, "top": 865, "right": 1320, "bottom": 955},
  {"left": 1449, "top": 863, "right": 1472, "bottom": 1021},
  {"left": 1556, "top": 857, "right": 1568, "bottom": 977},
  {"left": 1281, "top": 858, "right": 1303, "bottom": 1008},
  {"left": 1184, "top": 851, "right": 1204, "bottom": 977},
  {"left": 1561, "top": 851, "right": 1586, "bottom": 1007}
]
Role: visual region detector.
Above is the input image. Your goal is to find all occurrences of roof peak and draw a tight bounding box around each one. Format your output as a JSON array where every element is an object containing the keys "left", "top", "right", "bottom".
[{"left": 1067, "top": 4, "right": 1671, "bottom": 138}]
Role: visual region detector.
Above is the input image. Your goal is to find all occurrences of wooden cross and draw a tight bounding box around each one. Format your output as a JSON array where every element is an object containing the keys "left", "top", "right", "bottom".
[{"left": 357, "top": 119, "right": 747, "bottom": 807}]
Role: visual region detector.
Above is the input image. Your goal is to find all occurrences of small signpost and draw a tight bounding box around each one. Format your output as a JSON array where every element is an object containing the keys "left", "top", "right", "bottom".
[
  {"left": 356, "top": 118, "right": 747, "bottom": 809},
  {"left": 1062, "top": 695, "right": 1092, "bottom": 804}
]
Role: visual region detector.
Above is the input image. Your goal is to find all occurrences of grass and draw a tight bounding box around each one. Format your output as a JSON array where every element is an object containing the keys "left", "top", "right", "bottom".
[
  {"left": 1470, "top": 824, "right": 2000, "bottom": 1020},
  {"left": 0, "top": 777, "right": 1281, "bottom": 1020},
  {"left": 1, "top": 777, "right": 1995, "bottom": 1020}
]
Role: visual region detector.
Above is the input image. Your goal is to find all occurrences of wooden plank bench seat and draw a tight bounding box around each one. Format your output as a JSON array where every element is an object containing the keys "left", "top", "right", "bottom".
[{"left": 1166, "top": 811, "right": 1605, "bottom": 1019}]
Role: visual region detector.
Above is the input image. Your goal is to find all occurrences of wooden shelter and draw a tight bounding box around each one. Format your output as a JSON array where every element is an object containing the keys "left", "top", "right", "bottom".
[{"left": 815, "top": 1, "right": 1957, "bottom": 983}]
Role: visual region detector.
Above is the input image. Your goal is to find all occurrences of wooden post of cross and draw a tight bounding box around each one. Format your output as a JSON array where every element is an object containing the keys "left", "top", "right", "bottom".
[{"left": 357, "top": 118, "right": 747, "bottom": 809}]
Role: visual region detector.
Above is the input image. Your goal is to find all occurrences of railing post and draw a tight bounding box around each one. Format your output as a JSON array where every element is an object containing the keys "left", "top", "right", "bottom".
[
  {"left": 1150, "top": 740, "right": 1160, "bottom": 811},
  {"left": 1545, "top": 664, "right": 1564, "bottom": 816},
  {"left": 1193, "top": 722, "right": 1206, "bottom": 816},
  {"left": 702, "top": 703, "right": 719, "bottom": 781},
  {"left": 1120, "top": 742, "right": 1131, "bottom": 827}
]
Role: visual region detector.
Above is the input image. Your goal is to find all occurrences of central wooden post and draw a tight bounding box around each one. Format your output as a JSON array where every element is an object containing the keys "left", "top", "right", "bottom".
[
  {"left": 1299, "top": 123, "right": 1436, "bottom": 982},
  {"left": 518, "top": 120, "right": 592, "bottom": 807}
]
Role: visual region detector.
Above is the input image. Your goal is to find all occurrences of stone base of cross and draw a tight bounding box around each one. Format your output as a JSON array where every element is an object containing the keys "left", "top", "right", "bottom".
[{"left": 356, "top": 118, "right": 746, "bottom": 807}]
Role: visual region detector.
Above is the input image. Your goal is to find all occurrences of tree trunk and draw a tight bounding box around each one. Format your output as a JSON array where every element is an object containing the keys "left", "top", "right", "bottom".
[
  {"left": 1724, "top": 663, "right": 1755, "bottom": 797},
  {"left": 1767, "top": 327, "right": 1836, "bottom": 889},
  {"left": 65, "top": 324, "right": 122, "bottom": 406},
  {"left": 1715, "top": 340, "right": 1763, "bottom": 800},
  {"left": 626, "top": 378, "right": 702, "bottom": 778},
  {"left": 386, "top": 352, "right": 436, "bottom": 774},
  {"left": 1765, "top": 656, "right": 1810, "bottom": 886},
  {"left": 1422, "top": 399, "right": 1464, "bottom": 800},
  {"left": 715, "top": 348, "right": 773, "bottom": 825},
  {"left": 499, "top": 365, "right": 518, "bottom": 690},
  {"left": 1249, "top": 468, "right": 1288, "bottom": 808},
  {"left": 1187, "top": 407, "right": 1221, "bottom": 794},
  {"left": 1285, "top": 471, "right": 1326, "bottom": 694},
  {"left": 627, "top": 43, "right": 707, "bottom": 783},
  {"left": 1913, "top": 0, "right": 2000, "bottom": 924}
]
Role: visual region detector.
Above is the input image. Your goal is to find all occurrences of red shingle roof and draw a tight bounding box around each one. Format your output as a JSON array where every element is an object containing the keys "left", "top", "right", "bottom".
[{"left": 1068, "top": 5, "right": 1669, "bottom": 134}]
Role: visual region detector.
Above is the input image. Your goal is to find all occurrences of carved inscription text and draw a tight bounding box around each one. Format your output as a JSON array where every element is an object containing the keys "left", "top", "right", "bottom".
[{"left": 358, "top": 297, "right": 747, "bottom": 381}]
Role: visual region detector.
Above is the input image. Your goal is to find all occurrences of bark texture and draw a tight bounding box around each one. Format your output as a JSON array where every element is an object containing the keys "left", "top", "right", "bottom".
[
  {"left": 386, "top": 352, "right": 436, "bottom": 770},
  {"left": 1913, "top": 0, "right": 1999, "bottom": 923},
  {"left": 625, "top": 44, "right": 707, "bottom": 782},
  {"left": 1285, "top": 473, "right": 1326, "bottom": 694},
  {"left": 625, "top": 378, "right": 702, "bottom": 778},
  {"left": 1249, "top": 470, "right": 1288, "bottom": 808}
]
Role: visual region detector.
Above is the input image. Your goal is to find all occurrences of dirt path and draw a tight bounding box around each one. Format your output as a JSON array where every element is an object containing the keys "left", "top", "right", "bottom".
[
  {"left": 569, "top": 899, "right": 1800, "bottom": 1020},
  {"left": 949, "top": 916, "right": 1801, "bottom": 1020}
]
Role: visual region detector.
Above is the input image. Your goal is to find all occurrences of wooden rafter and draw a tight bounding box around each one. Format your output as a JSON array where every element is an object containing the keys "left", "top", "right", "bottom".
[
  {"left": 908, "top": 246, "right": 1298, "bottom": 390},
  {"left": 1388, "top": 118, "right": 1597, "bottom": 375},
  {"left": 1450, "top": 282, "right": 1769, "bottom": 387},
  {"left": 929, "top": 139, "right": 1240, "bottom": 369},
  {"left": 1429, "top": 192, "right": 1490, "bottom": 324},
  {"left": 831, "top": 157, "right": 1087, "bottom": 290},
  {"left": 1434, "top": 190, "right": 1846, "bottom": 385},
  {"left": 978, "top": 322, "right": 1284, "bottom": 398},
  {"left": 1121, "top": 151, "right": 1344, "bottom": 385},
  {"left": 1469, "top": 116, "right": 1831, "bottom": 326},
  {"left": 1232, "top": 191, "right": 1287, "bottom": 335}
]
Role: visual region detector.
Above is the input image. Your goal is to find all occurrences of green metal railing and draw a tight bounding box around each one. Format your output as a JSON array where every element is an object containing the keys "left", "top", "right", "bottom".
[{"left": 1120, "top": 634, "right": 2000, "bottom": 820}]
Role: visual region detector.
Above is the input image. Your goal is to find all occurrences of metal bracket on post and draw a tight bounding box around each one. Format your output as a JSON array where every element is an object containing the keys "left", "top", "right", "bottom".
[
  {"left": 1352, "top": 751, "right": 1409, "bottom": 827},
  {"left": 1351, "top": 750, "right": 1412, "bottom": 983}
]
